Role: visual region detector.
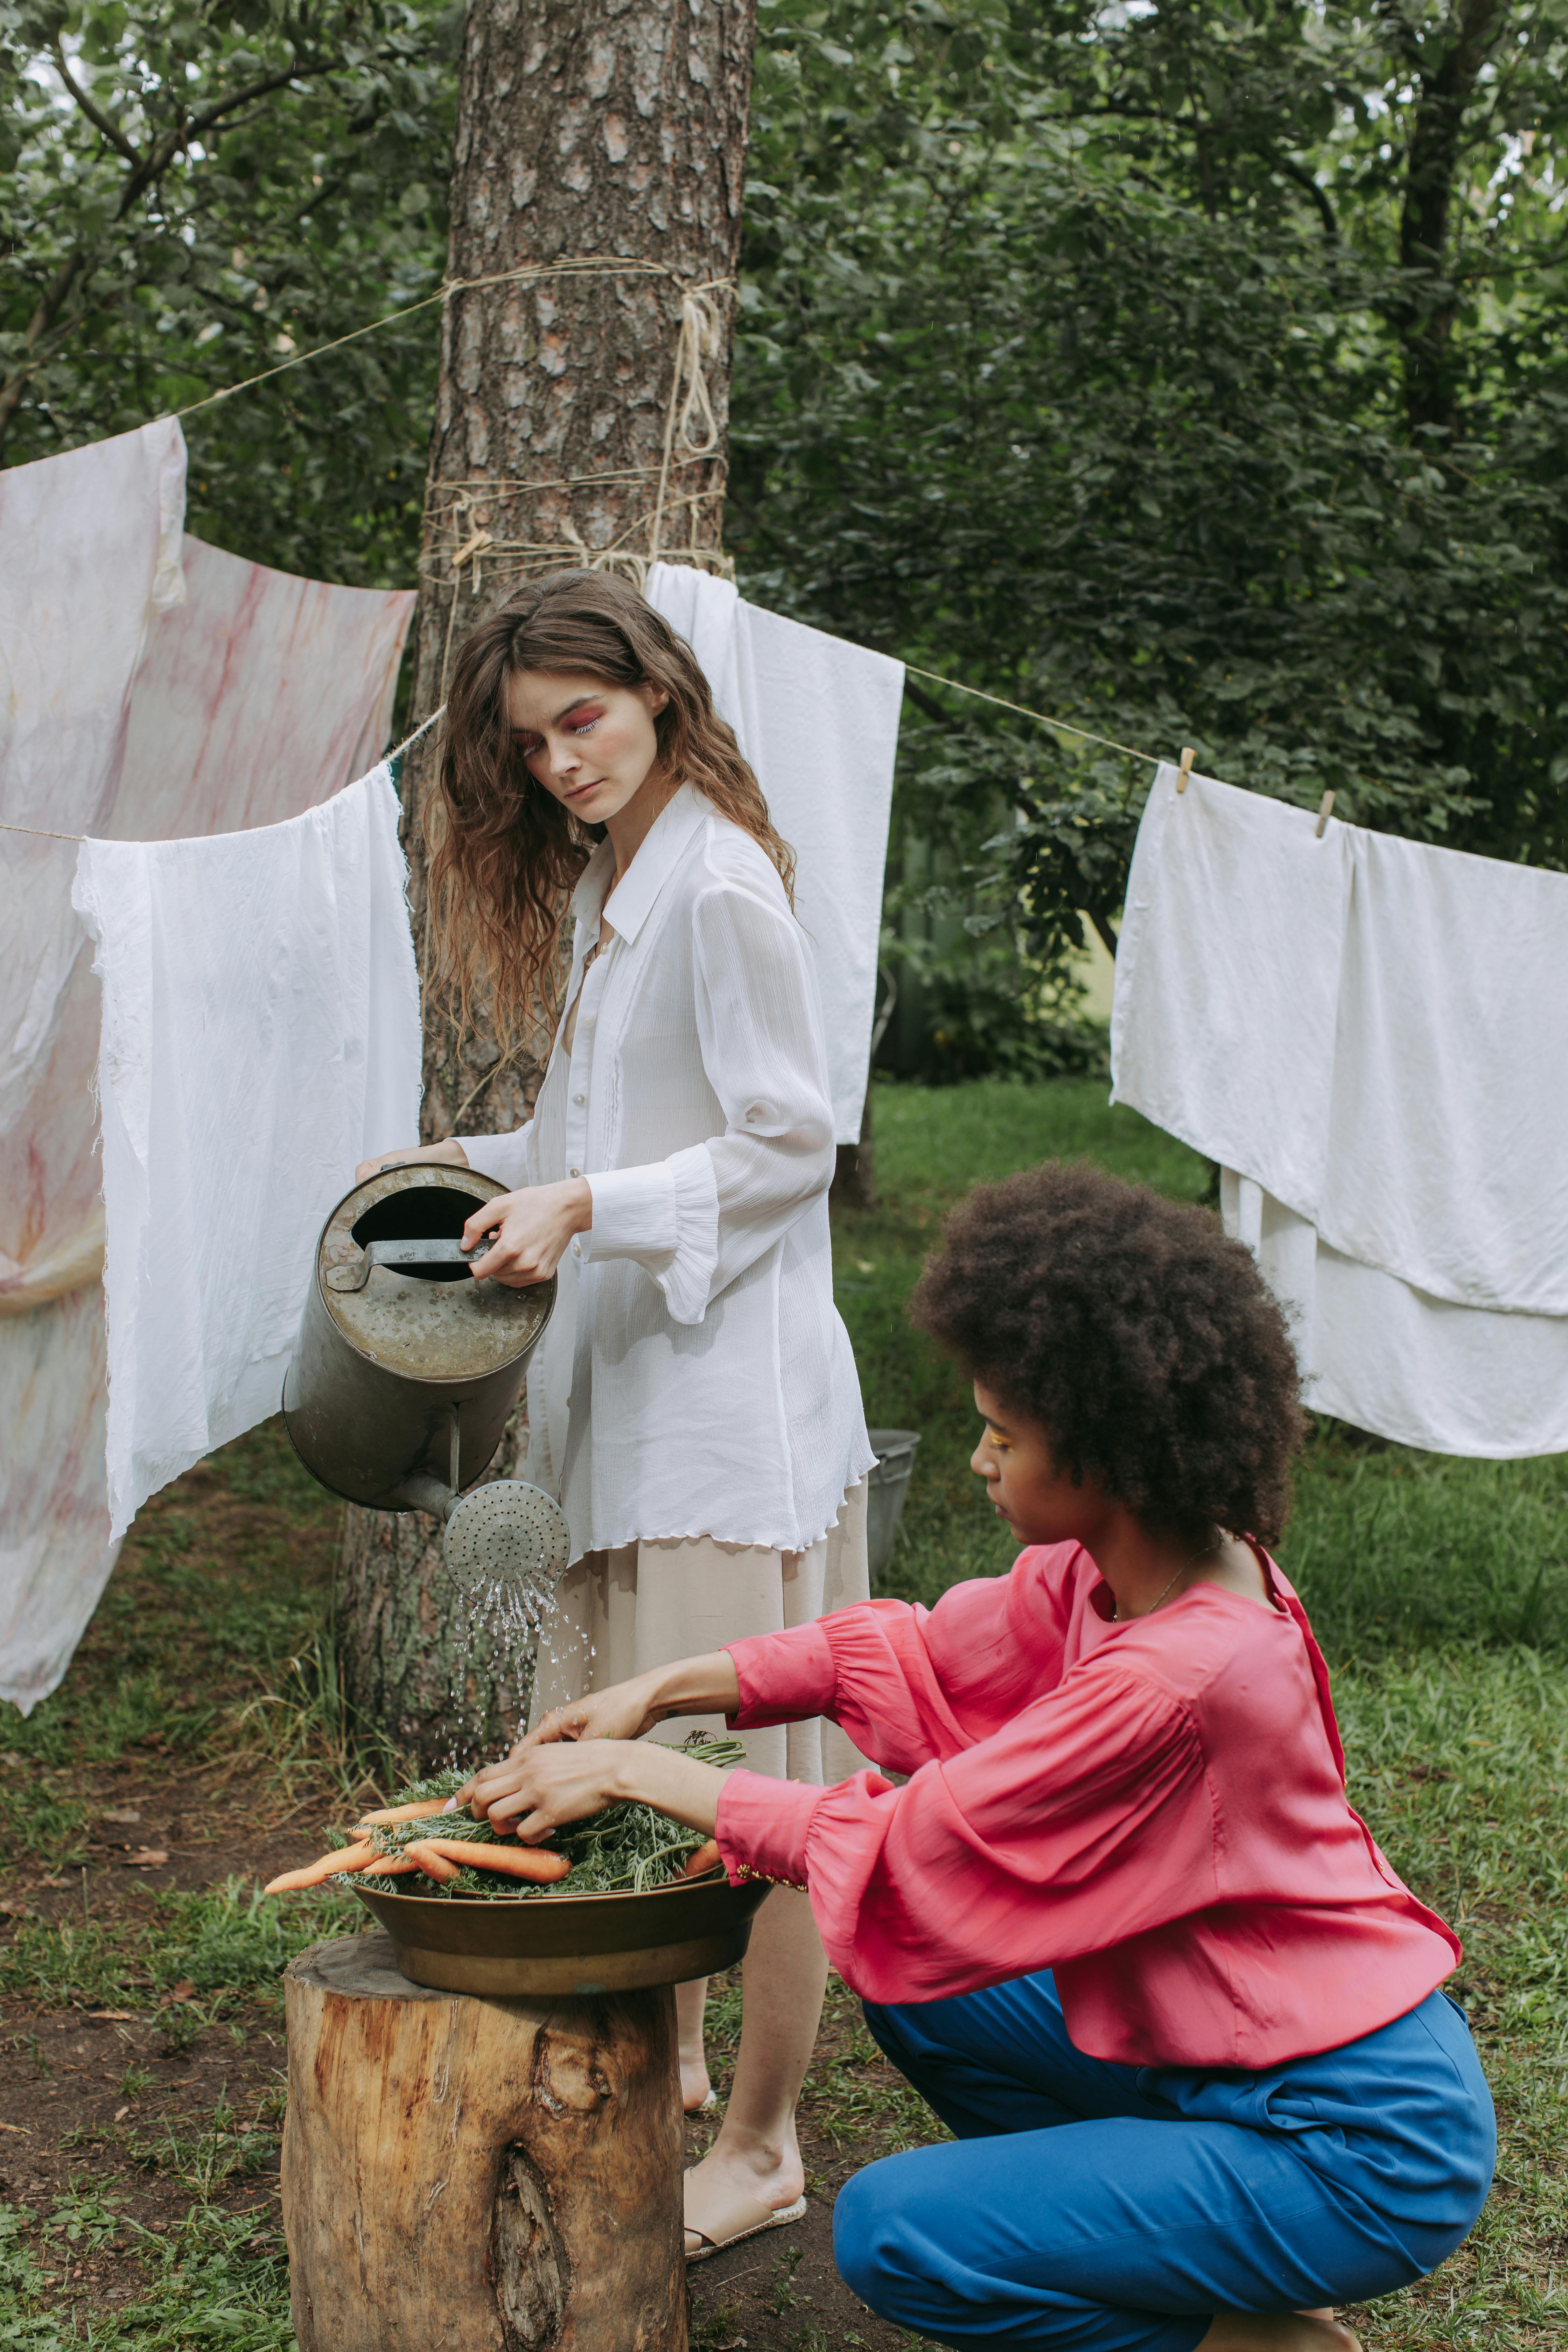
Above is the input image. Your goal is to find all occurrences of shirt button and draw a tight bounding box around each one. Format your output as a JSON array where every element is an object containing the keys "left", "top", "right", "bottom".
[
  {"left": 571, "top": 1238, "right": 582, "bottom": 1258},
  {"left": 569, "top": 1167, "right": 581, "bottom": 1179},
  {"left": 573, "top": 1092, "right": 585, "bottom": 1105}
]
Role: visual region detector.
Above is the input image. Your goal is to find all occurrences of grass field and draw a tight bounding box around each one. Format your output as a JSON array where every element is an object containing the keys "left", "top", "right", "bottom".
[{"left": 0, "top": 1075, "right": 1564, "bottom": 2346}]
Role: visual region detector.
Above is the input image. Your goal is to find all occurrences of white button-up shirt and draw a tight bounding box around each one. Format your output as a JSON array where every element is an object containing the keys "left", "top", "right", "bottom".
[{"left": 457, "top": 784, "right": 874, "bottom": 1560}]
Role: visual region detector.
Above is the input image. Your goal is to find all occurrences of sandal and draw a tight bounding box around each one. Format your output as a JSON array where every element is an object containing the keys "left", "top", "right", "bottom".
[{"left": 684, "top": 2191, "right": 807, "bottom": 2264}]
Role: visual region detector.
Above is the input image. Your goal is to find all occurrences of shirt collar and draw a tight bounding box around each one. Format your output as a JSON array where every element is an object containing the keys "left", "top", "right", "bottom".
[{"left": 573, "top": 782, "right": 707, "bottom": 946}]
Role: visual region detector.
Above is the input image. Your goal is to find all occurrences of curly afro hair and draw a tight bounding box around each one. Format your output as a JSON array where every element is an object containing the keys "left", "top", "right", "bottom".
[{"left": 910, "top": 1161, "right": 1306, "bottom": 1548}]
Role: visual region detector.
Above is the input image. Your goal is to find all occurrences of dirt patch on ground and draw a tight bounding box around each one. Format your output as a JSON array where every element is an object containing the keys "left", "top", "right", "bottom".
[{"left": 0, "top": 2001, "right": 285, "bottom": 2310}]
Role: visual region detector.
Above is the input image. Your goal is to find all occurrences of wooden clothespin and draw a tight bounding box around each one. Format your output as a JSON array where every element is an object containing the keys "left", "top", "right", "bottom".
[
  {"left": 449, "top": 525, "right": 494, "bottom": 574},
  {"left": 1176, "top": 746, "right": 1196, "bottom": 794},
  {"left": 1314, "top": 789, "right": 1336, "bottom": 839}
]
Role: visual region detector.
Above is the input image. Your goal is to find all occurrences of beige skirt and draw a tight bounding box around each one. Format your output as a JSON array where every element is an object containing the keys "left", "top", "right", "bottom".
[{"left": 529, "top": 1480, "right": 871, "bottom": 1784}]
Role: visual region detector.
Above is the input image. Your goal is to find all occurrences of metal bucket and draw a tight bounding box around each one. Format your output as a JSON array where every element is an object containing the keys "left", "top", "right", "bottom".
[
  {"left": 867, "top": 1428, "right": 921, "bottom": 1582},
  {"left": 282, "top": 1163, "right": 555, "bottom": 1513},
  {"left": 353, "top": 1872, "right": 772, "bottom": 1997}
]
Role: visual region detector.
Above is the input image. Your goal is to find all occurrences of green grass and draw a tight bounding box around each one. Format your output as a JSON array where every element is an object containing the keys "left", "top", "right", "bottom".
[
  {"left": 0, "top": 1415, "right": 366, "bottom": 1846},
  {"left": 0, "top": 2195, "right": 293, "bottom": 2348},
  {"left": 0, "top": 1877, "right": 360, "bottom": 2019},
  {"left": 4, "top": 1074, "right": 1566, "bottom": 2349}
]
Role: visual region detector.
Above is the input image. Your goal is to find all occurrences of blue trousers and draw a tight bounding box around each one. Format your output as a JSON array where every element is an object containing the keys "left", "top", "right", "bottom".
[{"left": 835, "top": 1972, "right": 1494, "bottom": 2352}]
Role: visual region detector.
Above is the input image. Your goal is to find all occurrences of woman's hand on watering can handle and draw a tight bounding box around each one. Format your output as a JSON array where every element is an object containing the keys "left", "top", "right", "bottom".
[
  {"left": 354, "top": 1137, "right": 470, "bottom": 1185},
  {"left": 460, "top": 1179, "right": 592, "bottom": 1288}
]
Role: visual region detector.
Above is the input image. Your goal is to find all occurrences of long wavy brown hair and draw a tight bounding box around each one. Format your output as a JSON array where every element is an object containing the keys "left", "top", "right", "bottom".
[{"left": 426, "top": 568, "right": 795, "bottom": 1053}]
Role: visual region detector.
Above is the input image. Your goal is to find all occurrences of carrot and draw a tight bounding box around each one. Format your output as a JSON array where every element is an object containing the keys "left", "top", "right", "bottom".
[
  {"left": 264, "top": 1841, "right": 377, "bottom": 1895},
  {"left": 413, "top": 1837, "right": 571, "bottom": 1885},
  {"left": 352, "top": 1798, "right": 455, "bottom": 1832},
  {"left": 682, "top": 1839, "right": 722, "bottom": 1878},
  {"left": 403, "top": 1840, "right": 462, "bottom": 1883}
]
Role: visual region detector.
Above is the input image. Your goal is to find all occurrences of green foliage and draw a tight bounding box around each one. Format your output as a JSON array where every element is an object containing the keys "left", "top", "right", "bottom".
[
  {"left": 0, "top": 0, "right": 455, "bottom": 584},
  {"left": 734, "top": 1, "right": 1568, "bottom": 1042},
  {"left": 350, "top": 1736, "right": 742, "bottom": 1897}
]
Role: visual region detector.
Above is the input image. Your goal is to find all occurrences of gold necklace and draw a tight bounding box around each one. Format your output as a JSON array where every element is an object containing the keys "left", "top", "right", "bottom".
[{"left": 1111, "top": 1533, "right": 1221, "bottom": 1624}]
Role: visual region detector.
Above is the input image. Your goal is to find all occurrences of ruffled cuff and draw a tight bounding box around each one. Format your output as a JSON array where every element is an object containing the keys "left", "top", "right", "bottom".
[
  {"left": 647, "top": 1143, "right": 719, "bottom": 1326},
  {"left": 715, "top": 1769, "right": 824, "bottom": 1889},
  {"left": 585, "top": 1161, "right": 677, "bottom": 1260},
  {"left": 453, "top": 1129, "right": 531, "bottom": 1191},
  {"left": 726, "top": 1622, "right": 838, "bottom": 1726}
]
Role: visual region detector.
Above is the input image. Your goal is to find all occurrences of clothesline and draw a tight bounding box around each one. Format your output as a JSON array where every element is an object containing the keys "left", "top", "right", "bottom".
[
  {"left": 170, "top": 257, "right": 732, "bottom": 422},
  {"left": 0, "top": 668, "right": 1174, "bottom": 848}
]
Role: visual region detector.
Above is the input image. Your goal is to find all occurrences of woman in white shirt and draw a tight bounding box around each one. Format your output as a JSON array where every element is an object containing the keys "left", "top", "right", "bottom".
[{"left": 358, "top": 568, "right": 874, "bottom": 2259}]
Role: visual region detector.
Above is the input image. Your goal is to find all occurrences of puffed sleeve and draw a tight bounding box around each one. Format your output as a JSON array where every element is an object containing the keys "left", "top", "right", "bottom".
[
  {"left": 454, "top": 1117, "right": 536, "bottom": 1194},
  {"left": 724, "top": 1548, "right": 1083, "bottom": 1772},
  {"left": 715, "top": 1658, "right": 1213, "bottom": 2005},
  {"left": 584, "top": 876, "right": 835, "bottom": 1325}
]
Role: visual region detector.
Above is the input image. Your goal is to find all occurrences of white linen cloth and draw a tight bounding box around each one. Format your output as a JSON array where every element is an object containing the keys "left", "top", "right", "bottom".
[
  {"left": 2, "top": 434, "right": 413, "bottom": 1708},
  {"left": 644, "top": 562, "right": 903, "bottom": 1144},
  {"left": 1, "top": 421, "right": 187, "bottom": 1715},
  {"left": 457, "top": 781, "right": 875, "bottom": 1560},
  {"left": 1112, "top": 761, "right": 1568, "bottom": 1456},
  {"left": 72, "top": 766, "right": 421, "bottom": 1540}
]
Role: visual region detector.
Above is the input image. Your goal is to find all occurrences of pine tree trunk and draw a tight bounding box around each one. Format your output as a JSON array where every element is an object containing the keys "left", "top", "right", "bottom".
[{"left": 337, "top": 0, "right": 757, "bottom": 1772}]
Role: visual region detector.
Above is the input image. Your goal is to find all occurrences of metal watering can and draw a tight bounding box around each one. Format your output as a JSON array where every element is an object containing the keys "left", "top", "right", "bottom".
[{"left": 282, "top": 1162, "right": 568, "bottom": 1605}]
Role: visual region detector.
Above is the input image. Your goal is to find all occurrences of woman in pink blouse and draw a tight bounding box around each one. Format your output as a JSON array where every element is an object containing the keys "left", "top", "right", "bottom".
[{"left": 468, "top": 1162, "right": 1494, "bottom": 2347}]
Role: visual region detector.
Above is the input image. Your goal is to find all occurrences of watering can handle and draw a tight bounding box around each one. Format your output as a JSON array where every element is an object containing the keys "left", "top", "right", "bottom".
[{"left": 326, "top": 1235, "right": 495, "bottom": 1293}]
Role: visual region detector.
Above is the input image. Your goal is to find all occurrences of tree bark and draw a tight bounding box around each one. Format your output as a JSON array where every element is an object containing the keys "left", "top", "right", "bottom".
[
  {"left": 337, "top": 0, "right": 757, "bottom": 1769},
  {"left": 283, "top": 1932, "right": 684, "bottom": 2352},
  {"left": 1392, "top": 0, "right": 1506, "bottom": 434}
]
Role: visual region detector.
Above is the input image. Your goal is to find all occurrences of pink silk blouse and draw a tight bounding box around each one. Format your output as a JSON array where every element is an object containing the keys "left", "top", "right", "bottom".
[{"left": 715, "top": 1542, "right": 1460, "bottom": 2068}]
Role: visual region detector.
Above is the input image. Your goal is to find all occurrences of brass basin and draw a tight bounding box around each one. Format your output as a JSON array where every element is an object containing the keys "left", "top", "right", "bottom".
[{"left": 354, "top": 1870, "right": 772, "bottom": 1996}]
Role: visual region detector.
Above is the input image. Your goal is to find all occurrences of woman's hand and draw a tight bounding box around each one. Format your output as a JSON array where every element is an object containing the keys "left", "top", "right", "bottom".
[
  {"left": 461, "top": 1178, "right": 592, "bottom": 1288},
  {"left": 355, "top": 1137, "right": 470, "bottom": 1185},
  {"left": 525, "top": 1654, "right": 743, "bottom": 1749},
  {"left": 527, "top": 1680, "right": 664, "bottom": 1748},
  {"left": 463, "top": 1739, "right": 726, "bottom": 1843}
]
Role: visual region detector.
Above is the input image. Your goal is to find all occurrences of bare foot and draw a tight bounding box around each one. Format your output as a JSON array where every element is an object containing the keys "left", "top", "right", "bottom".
[
  {"left": 683, "top": 2132, "right": 805, "bottom": 2255},
  {"left": 1198, "top": 2316, "right": 1359, "bottom": 2352},
  {"left": 680, "top": 2055, "right": 713, "bottom": 2112}
]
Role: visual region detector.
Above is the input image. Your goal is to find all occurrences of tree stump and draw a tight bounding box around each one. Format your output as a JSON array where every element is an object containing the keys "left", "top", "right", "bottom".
[{"left": 282, "top": 1932, "right": 685, "bottom": 2352}]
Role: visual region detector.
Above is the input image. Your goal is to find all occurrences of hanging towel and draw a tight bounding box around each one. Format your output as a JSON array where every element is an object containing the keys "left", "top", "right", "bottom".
[
  {"left": 72, "top": 766, "right": 421, "bottom": 1541},
  {"left": 1, "top": 435, "right": 415, "bottom": 1708},
  {"left": 0, "top": 421, "right": 186, "bottom": 1142},
  {"left": 1314, "top": 827, "right": 1568, "bottom": 1315},
  {"left": 1112, "top": 762, "right": 1568, "bottom": 1457},
  {"left": 645, "top": 563, "right": 903, "bottom": 1144},
  {"left": 0, "top": 421, "right": 185, "bottom": 1715}
]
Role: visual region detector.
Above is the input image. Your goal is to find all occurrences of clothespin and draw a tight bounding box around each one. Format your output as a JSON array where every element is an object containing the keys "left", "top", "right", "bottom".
[
  {"left": 449, "top": 526, "right": 494, "bottom": 574},
  {"left": 1314, "top": 789, "right": 1335, "bottom": 839},
  {"left": 1176, "top": 747, "right": 1196, "bottom": 794}
]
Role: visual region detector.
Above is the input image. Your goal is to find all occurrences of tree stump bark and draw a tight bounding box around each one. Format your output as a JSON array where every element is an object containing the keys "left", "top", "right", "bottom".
[{"left": 282, "top": 1932, "right": 685, "bottom": 2352}]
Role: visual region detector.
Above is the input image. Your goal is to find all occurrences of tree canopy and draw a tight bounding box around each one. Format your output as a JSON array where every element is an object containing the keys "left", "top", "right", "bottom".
[
  {"left": 729, "top": 2, "right": 1568, "bottom": 1063},
  {"left": 4, "top": 1, "right": 1564, "bottom": 1068}
]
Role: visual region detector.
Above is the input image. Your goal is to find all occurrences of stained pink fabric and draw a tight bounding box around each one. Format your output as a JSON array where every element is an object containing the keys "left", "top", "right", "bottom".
[{"left": 716, "top": 1543, "right": 1460, "bottom": 2067}]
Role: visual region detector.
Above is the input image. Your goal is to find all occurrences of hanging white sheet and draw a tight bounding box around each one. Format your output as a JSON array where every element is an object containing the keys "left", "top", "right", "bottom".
[
  {"left": 0, "top": 427, "right": 415, "bottom": 1710},
  {"left": 1112, "top": 762, "right": 1568, "bottom": 1457},
  {"left": 645, "top": 563, "right": 903, "bottom": 1144},
  {"left": 73, "top": 765, "right": 421, "bottom": 1543}
]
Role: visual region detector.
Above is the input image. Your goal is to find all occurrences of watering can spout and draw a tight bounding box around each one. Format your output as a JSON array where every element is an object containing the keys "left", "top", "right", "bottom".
[{"left": 396, "top": 1471, "right": 457, "bottom": 1521}]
